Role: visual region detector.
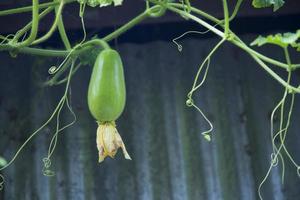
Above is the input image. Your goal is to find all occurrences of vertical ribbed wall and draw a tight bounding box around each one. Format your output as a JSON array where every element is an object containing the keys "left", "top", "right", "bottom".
[{"left": 0, "top": 36, "right": 300, "bottom": 200}]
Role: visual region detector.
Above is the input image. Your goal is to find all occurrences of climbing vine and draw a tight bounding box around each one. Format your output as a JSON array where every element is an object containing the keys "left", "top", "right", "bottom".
[{"left": 0, "top": 0, "right": 299, "bottom": 199}]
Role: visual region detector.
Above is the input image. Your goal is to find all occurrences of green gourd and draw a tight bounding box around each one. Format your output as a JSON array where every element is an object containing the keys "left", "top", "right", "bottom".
[
  {"left": 87, "top": 48, "right": 131, "bottom": 163},
  {"left": 87, "top": 49, "right": 126, "bottom": 123}
]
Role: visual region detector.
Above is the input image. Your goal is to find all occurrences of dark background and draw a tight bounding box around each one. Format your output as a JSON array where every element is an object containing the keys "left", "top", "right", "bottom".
[{"left": 0, "top": 1, "right": 300, "bottom": 200}]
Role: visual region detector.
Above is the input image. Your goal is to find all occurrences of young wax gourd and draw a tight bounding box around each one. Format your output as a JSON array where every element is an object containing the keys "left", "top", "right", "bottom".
[
  {"left": 87, "top": 48, "right": 131, "bottom": 163},
  {"left": 88, "top": 49, "right": 126, "bottom": 122}
]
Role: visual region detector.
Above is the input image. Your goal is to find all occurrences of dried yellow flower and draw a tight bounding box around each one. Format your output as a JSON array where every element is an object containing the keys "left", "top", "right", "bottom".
[{"left": 96, "top": 122, "right": 131, "bottom": 163}]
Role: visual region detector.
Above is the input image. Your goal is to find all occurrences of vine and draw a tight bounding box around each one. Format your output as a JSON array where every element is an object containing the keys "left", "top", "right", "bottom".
[
  {"left": 0, "top": 0, "right": 299, "bottom": 198},
  {"left": 252, "top": 38, "right": 300, "bottom": 200}
]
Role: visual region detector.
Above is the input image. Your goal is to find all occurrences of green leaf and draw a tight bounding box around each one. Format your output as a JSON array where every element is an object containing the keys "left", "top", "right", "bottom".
[
  {"left": 77, "top": 0, "right": 123, "bottom": 7},
  {"left": 250, "top": 30, "right": 300, "bottom": 50},
  {"left": 0, "top": 157, "right": 7, "bottom": 167},
  {"left": 252, "top": 0, "right": 285, "bottom": 11},
  {"left": 292, "top": 43, "right": 300, "bottom": 51},
  {"left": 98, "top": 0, "right": 123, "bottom": 7}
]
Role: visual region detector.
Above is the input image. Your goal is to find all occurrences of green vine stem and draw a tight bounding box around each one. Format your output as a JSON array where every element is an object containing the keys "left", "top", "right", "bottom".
[
  {"left": 186, "top": 38, "right": 226, "bottom": 141},
  {"left": 159, "top": 3, "right": 300, "bottom": 93},
  {"left": 0, "top": 5, "right": 158, "bottom": 55},
  {"left": 229, "top": 0, "right": 243, "bottom": 21},
  {"left": 167, "top": 5, "right": 225, "bottom": 37},
  {"left": 280, "top": 48, "right": 299, "bottom": 168},
  {"left": 189, "top": 38, "right": 226, "bottom": 94},
  {"left": 11, "top": 0, "right": 40, "bottom": 48},
  {"left": 1, "top": 0, "right": 299, "bottom": 94},
  {"left": 169, "top": 2, "right": 300, "bottom": 70},
  {"left": 42, "top": 61, "right": 76, "bottom": 176},
  {"left": 103, "top": 5, "right": 162, "bottom": 41},
  {"left": 222, "top": 0, "right": 230, "bottom": 37},
  {"left": 56, "top": 6, "right": 71, "bottom": 50},
  {"left": 12, "top": 7, "right": 54, "bottom": 44},
  {"left": 0, "top": 0, "right": 75, "bottom": 16},
  {"left": 4, "top": 47, "right": 69, "bottom": 57},
  {"left": 0, "top": 0, "right": 299, "bottom": 195},
  {"left": 0, "top": 58, "right": 76, "bottom": 186},
  {"left": 146, "top": 2, "right": 166, "bottom": 18},
  {"left": 2, "top": 1, "right": 300, "bottom": 72},
  {"left": 0, "top": 76, "right": 69, "bottom": 171},
  {"left": 0, "top": 1, "right": 299, "bottom": 92},
  {"left": 32, "top": 0, "right": 65, "bottom": 45},
  {"left": 258, "top": 46, "right": 298, "bottom": 199},
  {"left": 152, "top": 1, "right": 300, "bottom": 69}
]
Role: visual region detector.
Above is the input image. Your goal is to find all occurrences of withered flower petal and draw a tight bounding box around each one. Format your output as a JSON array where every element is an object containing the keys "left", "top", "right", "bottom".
[{"left": 96, "top": 122, "right": 131, "bottom": 163}]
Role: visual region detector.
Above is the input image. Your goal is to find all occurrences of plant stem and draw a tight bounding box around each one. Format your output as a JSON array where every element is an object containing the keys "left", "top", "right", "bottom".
[
  {"left": 56, "top": 7, "right": 71, "bottom": 49},
  {"left": 0, "top": 0, "right": 75, "bottom": 16},
  {"left": 32, "top": 0, "right": 65, "bottom": 45},
  {"left": 159, "top": 2, "right": 300, "bottom": 92},
  {"left": 246, "top": 47, "right": 300, "bottom": 93},
  {"left": 1, "top": 4, "right": 158, "bottom": 56},
  {"left": 13, "top": 0, "right": 39, "bottom": 48},
  {"left": 12, "top": 7, "right": 54, "bottom": 43},
  {"left": 166, "top": 5, "right": 224, "bottom": 37},
  {"left": 284, "top": 47, "right": 292, "bottom": 69},
  {"left": 191, "top": 38, "right": 226, "bottom": 93},
  {"left": 170, "top": 2, "right": 221, "bottom": 23},
  {"left": 222, "top": 0, "right": 230, "bottom": 36},
  {"left": 169, "top": 2, "right": 299, "bottom": 70},
  {"left": 1, "top": 0, "right": 300, "bottom": 75},
  {"left": 229, "top": 0, "right": 243, "bottom": 21},
  {"left": 103, "top": 6, "right": 161, "bottom": 42},
  {"left": 12, "top": 47, "right": 69, "bottom": 57},
  {"left": 80, "top": 39, "right": 110, "bottom": 50}
]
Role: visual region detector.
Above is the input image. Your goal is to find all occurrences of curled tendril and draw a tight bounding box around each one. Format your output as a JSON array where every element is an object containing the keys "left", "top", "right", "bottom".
[
  {"left": 48, "top": 50, "right": 74, "bottom": 75},
  {"left": 43, "top": 169, "right": 55, "bottom": 177},
  {"left": 43, "top": 157, "right": 52, "bottom": 168},
  {"left": 259, "top": 102, "right": 287, "bottom": 200},
  {"left": 43, "top": 95, "right": 77, "bottom": 176},
  {"left": 258, "top": 164, "right": 273, "bottom": 200},
  {"left": 188, "top": 100, "right": 213, "bottom": 142},
  {"left": 42, "top": 61, "right": 76, "bottom": 177},
  {"left": 0, "top": 61, "right": 76, "bottom": 190},
  {"left": 0, "top": 174, "right": 4, "bottom": 191},
  {"left": 270, "top": 153, "right": 279, "bottom": 166},
  {"left": 42, "top": 157, "right": 55, "bottom": 176},
  {"left": 185, "top": 98, "right": 193, "bottom": 107},
  {"left": 0, "top": 8, "right": 85, "bottom": 189},
  {"left": 259, "top": 66, "right": 297, "bottom": 199},
  {"left": 172, "top": 29, "right": 218, "bottom": 52},
  {"left": 186, "top": 96, "right": 212, "bottom": 141},
  {"left": 47, "top": 13, "right": 86, "bottom": 76},
  {"left": 48, "top": 66, "right": 58, "bottom": 74},
  {"left": 184, "top": 39, "right": 225, "bottom": 141},
  {"left": 41, "top": 11, "right": 84, "bottom": 174}
]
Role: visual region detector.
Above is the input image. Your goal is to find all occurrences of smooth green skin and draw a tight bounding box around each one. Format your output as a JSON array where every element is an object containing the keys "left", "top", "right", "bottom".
[{"left": 88, "top": 49, "right": 126, "bottom": 122}]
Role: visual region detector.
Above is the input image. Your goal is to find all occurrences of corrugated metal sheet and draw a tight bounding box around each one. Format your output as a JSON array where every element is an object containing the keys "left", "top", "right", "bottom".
[{"left": 0, "top": 36, "right": 300, "bottom": 200}]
